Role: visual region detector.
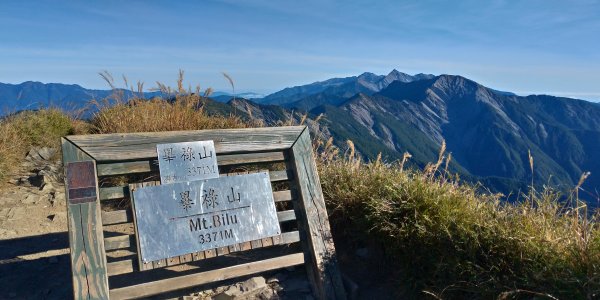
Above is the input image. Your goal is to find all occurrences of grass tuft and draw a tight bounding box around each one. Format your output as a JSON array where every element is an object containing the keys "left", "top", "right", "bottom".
[
  {"left": 319, "top": 151, "right": 600, "bottom": 299},
  {"left": 0, "top": 109, "right": 74, "bottom": 182}
]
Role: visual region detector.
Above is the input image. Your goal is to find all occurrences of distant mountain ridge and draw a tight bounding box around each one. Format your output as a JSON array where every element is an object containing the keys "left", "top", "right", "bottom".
[
  {"left": 214, "top": 71, "right": 600, "bottom": 205},
  {"left": 256, "top": 70, "right": 435, "bottom": 107},
  {"left": 2, "top": 72, "right": 599, "bottom": 206},
  {"left": 0, "top": 81, "right": 255, "bottom": 117}
]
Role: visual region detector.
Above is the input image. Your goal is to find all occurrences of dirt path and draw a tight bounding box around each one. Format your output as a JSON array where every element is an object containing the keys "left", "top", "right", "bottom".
[{"left": 0, "top": 151, "right": 72, "bottom": 300}]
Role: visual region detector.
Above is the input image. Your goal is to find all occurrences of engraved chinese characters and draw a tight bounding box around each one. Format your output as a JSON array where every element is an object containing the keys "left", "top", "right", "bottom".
[
  {"left": 131, "top": 172, "right": 281, "bottom": 263},
  {"left": 157, "top": 141, "right": 219, "bottom": 184}
]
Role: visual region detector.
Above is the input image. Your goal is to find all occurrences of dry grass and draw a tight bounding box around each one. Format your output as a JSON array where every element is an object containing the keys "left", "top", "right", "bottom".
[
  {"left": 90, "top": 95, "right": 248, "bottom": 134},
  {"left": 90, "top": 71, "right": 251, "bottom": 134},
  {"left": 2, "top": 71, "right": 598, "bottom": 298},
  {"left": 0, "top": 109, "right": 74, "bottom": 182},
  {"left": 318, "top": 142, "right": 600, "bottom": 299}
]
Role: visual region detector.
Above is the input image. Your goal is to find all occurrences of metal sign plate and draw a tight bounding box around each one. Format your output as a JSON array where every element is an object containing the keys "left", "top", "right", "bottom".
[
  {"left": 66, "top": 161, "right": 97, "bottom": 205},
  {"left": 156, "top": 140, "right": 219, "bottom": 184},
  {"left": 131, "top": 172, "right": 281, "bottom": 263}
]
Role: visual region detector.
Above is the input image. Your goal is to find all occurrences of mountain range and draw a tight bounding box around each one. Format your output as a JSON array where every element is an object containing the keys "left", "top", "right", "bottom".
[
  {"left": 1, "top": 71, "right": 599, "bottom": 205},
  {"left": 0, "top": 81, "right": 256, "bottom": 117},
  {"left": 240, "top": 71, "right": 600, "bottom": 205}
]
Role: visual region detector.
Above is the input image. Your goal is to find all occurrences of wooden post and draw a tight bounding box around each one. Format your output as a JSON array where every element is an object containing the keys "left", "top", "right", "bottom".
[
  {"left": 62, "top": 138, "right": 110, "bottom": 299},
  {"left": 290, "top": 128, "right": 347, "bottom": 300}
]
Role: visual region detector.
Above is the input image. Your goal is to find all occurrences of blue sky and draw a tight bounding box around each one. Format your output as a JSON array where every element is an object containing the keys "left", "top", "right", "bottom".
[{"left": 1, "top": 0, "right": 599, "bottom": 100}]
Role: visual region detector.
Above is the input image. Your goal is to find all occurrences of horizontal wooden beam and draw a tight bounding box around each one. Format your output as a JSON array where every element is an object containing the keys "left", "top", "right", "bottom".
[
  {"left": 66, "top": 126, "right": 305, "bottom": 162},
  {"left": 105, "top": 229, "right": 301, "bottom": 253},
  {"left": 277, "top": 210, "right": 296, "bottom": 223},
  {"left": 104, "top": 235, "right": 135, "bottom": 251},
  {"left": 109, "top": 252, "right": 304, "bottom": 299},
  {"left": 101, "top": 210, "right": 132, "bottom": 226},
  {"left": 98, "top": 170, "right": 293, "bottom": 200},
  {"left": 106, "top": 231, "right": 301, "bottom": 276},
  {"left": 97, "top": 152, "right": 288, "bottom": 176}
]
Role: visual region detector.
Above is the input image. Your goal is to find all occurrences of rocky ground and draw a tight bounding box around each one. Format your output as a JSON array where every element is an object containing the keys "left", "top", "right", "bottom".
[
  {"left": 0, "top": 147, "right": 394, "bottom": 300},
  {"left": 0, "top": 147, "right": 71, "bottom": 300}
]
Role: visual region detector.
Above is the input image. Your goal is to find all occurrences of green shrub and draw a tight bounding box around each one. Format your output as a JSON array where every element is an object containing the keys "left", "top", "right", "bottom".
[
  {"left": 0, "top": 109, "right": 74, "bottom": 183},
  {"left": 319, "top": 155, "right": 600, "bottom": 299}
]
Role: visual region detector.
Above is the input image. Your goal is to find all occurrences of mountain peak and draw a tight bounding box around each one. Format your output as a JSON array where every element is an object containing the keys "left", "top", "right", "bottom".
[
  {"left": 386, "top": 69, "right": 402, "bottom": 76},
  {"left": 357, "top": 72, "right": 381, "bottom": 81}
]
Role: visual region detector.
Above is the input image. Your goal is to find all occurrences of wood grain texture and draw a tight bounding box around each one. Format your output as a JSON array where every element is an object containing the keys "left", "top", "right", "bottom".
[
  {"left": 98, "top": 171, "right": 292, "bottom": 201},
  {"left": 66, "top": 126, "right": 304, "bottom": 161},
  {"left": 101, "top": 210, "right": 132, "bottom": 225},
  {"left": 109, "top": 253, "right": 305, "bottom": 299},
  {"left": 96, "top": 152, "right": 287, "bottom": 176},
  {"left": 289, "top": 129, "right": 347, "bottom": 300},
  {"left": 104, "top": 231, "right": 301, "bottom": 274},
  {"left": 62, "top": 138, "right": 110, "bottom": 300},
  {"left": 104, "top": 235, "right": 134, "bottom": 251}
]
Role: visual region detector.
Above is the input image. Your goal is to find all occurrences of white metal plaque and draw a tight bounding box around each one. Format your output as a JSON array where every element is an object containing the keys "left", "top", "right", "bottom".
[
  {"left": 156, "top": 140, "right": 219, "bottom": 184},
  {"left": 131, "top": 172, "right": 281, "bottom": 263}
]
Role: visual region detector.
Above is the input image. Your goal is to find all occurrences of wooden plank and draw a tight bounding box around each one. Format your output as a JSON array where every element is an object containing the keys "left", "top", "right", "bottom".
[
  {"left": 250, "top": 239, "right": 263, "bottom": 249},
  {"left": 152, "top": 258, "right": 166, "bottom": 269},
  {"left": 204, "top": 249, "right": 217, "bottom": 259},
  {"left": 167, "top": 256, "right": 181, "bottom": 266},
  {"left": 96, "top": 152, "right": 287, "bottom": 176},
  {"left": 104, "top": 235, "right": 133, "bottom": 251},
  {"left": 219, "top": 151, "right": 285, "bottom": 165},
  {"left": 97, "top": 160, "right": 156, "bottom": 176},
  {"left": 290, "top": 128, "right": 347, "bottom": 300},
  {"left": 66, "top": 126, "right": 304, "bottom": 162},
  {"left": 273, "top": 190, "right": 293, "bottom": 202},
  {"left": 107, "top": 260, "right": 134, "bottom": 276},
  {"left": 261, "top": 237, "right": 274, "bottom": 247},
  {"left": 61, "top": 138, "right": 110, "bottom": 299},
  {"left": 105, "top": 231, "right": 302, "bottom": 276},
  {"left": 101, "top": 210, "right": 131, "bottom": 225},
  {"left": 240, "top": 241, "right": 252, "bottom": 251},
  {"left": 216, "top": 246, "right": 230, "bottom": 256},
  {"left": 270, "top": 169, "right": 294, "bottom": 182},
  {"left": 281, "top": 231, "right": 301, "bottom": 244},
  {"left": 192, "top": 251, "right": 205, "bottom": 261},
  {"left": 99, "top": 174, "right": 292, "bottom": 201},
  {"left": 109, "top": 253, "right": 305, "bottom": 299},
  {"left": 180, "top": 253, "right": 193, "bottom": 264},
  {"left": 277, "top": 210, "right": 296, "bottom": 222},
  {"left": 99, "top": 186, "right": 128, "bottom": 200}
]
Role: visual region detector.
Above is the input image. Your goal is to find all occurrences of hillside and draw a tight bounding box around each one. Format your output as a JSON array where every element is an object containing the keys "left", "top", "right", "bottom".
[
  {"left": 2, "top": 89, "right": 600, "bottom": 299},
  {"left": 0, "top": 81, "right": 255, "bottom": 118},
  {"left": 206, "top": 72, "right": 600, "bottom": 204},
  {"left": 304, "top": 75, "right": 600, "bottom": 201},
  {"left": 257, "top": 70, "right": 434, "bottom": 107}
]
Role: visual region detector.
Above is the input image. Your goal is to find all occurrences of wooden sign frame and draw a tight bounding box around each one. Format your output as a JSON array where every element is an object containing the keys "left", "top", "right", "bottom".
[{"left": 62, "top": 126, "right": 346, "bottom": 299}]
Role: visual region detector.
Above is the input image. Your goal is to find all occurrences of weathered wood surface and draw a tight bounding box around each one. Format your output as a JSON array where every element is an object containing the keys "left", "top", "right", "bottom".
[
  {"left": 105, "top": 231, "right": 302, "bottom": 276},
  {"left": 109, "top": 253, "right": 305, "bottom": 299},
  {"left": 98, "top": 170, "right": 293, "bottom": 200},
  {"left": 64, "top": 125, "right": 344, "bottom": 299},
  {"left": 66, "top": 126, "right": 305, "bottom": 161},
  {"left": 62, "top": 138, "right": 110, "bottom": 299},
  {"left": 96, "top": 152, "right": 287, "bottom": 176},
  {"left": 105, "top": 235, "right": 134, "bottom": 251},
  {"left": 290, "top": 128, "right": 347, "bottom": 300}
]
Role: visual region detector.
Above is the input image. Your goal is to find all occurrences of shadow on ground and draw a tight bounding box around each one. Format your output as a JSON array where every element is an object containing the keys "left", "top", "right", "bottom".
[{"left": 0, "top": 232, "right": 72, "bottom": 300}]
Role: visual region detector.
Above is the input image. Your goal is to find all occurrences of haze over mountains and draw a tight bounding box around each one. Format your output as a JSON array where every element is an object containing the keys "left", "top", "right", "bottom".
[
  {"left": 249, "top": 71, "right": 600, "bottom": 204},
  {"left": 0, "top": 81, "right": 258, "bottom": 117},
  {"left": 1, "top": 71, "right": 599, "bottom": 204}
]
